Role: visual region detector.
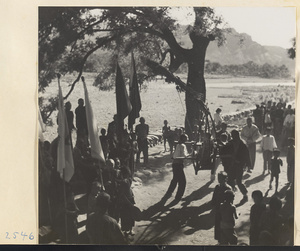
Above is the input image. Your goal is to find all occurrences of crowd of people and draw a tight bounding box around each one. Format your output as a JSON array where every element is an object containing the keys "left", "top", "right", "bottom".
[
  {"left": 39, "top": 98, "right": 295, "bottom": 245},
  {"left": 249, "top": 101, "right": 294, "bottom": 147},
  {"left": 39, "top": 99, "right": 149, "bottom": 244},
  {"left": 209, "top": 103, "right": 295, "bottom": 245},
  {"left": 160, "top": 103, "right": 295, "bottom": 245}
]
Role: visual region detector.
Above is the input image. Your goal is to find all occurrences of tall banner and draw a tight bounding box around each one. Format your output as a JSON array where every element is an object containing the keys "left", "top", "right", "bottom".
[
  {"left": 116, "top": 62, "right": 132, "bottom": 121},
  {"left": 128, "top": 52, "right": 142, "bottom": 131},
  {"left": 57, "top": 82, "right": 74, "bottom": 182},
  {"left": 82, "top": 76, "right": 105, "bottom": 162}
]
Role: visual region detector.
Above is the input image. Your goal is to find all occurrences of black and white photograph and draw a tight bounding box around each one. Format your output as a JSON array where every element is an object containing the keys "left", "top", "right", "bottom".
[{"left": 38, "top": 6, "right": 296, "bottom": 245}]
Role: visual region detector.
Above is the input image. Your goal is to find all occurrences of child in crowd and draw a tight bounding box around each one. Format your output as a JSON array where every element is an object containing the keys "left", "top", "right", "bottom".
[
  {"left": 162, "top": 120, "right": 170, "bottom": 152},
  {"left": 269, "top": 149, "right": 283, "bottom": 193},
  {"left": 218, "top": 133, "right": 230, "bottom": 173},
  {"left": 168, "top": 128, "right": 179, "bottom": 155},
  {"left": 261, "top": 127, "right": 277, "bottom": 175},
  {"left": 211, "top": 171, "right": 232, "bottom": 244},
  {"left": 249, "top": 190, "right": 266, "bottom": 245},
  {"left": 220, "top": 190, "right": 238, "bottom": 245},
  {"left": 286, "top": 137, "right": 295, "bottom": 184}
]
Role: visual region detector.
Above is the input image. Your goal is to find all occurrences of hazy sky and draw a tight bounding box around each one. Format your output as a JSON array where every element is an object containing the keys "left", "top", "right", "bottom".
[{"left": 169, "top": 7, "right": 296, "bottom": 48}]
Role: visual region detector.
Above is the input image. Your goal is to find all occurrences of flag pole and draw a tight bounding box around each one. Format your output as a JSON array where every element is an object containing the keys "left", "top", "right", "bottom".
[
  {"left": 38, "top": 140, "right": 53, "bottom": 225},
  {"left": 62, "top": 168, "right": 69, "bottom": 243},
  {"left": 57, "top": 73, "right": 69, "bottom": 243}
]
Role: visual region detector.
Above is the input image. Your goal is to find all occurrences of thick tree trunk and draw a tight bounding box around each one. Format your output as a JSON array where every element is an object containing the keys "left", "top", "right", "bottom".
[{"left": 185, "top": 38, "right": 209, "bottom": 137}]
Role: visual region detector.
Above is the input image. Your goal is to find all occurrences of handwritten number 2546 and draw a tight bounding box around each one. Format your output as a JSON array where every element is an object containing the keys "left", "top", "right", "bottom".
[{"left": 5, "top": 232, "right": 34, "bottom": 240}]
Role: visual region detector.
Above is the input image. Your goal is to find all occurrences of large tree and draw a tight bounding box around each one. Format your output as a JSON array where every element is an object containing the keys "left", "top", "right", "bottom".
[{"left": 39, "top": 7, "right": 226, "bottom": 136}]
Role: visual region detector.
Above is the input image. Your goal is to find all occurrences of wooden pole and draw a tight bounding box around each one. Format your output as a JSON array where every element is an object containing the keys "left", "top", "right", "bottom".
[
  {"left": 62, "top": 168, "right": 68, "bottom": 243},
  {"left": 38, "top": 142, "right": 53, "bottom": 225},
  {"left": 57, "top": 73, "right": 69, "bottom": 243}
]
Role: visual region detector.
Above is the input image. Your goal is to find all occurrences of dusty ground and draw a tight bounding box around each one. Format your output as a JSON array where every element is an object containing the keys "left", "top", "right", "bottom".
[{"left": 68, "top": 139, "right": 293, "bottom": 246}]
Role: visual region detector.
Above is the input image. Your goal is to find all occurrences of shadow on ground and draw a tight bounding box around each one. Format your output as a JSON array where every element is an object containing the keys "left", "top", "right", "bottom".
[
  {"left": 245, "top": 173, "right": 268, "bottom": 188},
  {"left": 181, "top": 181, "right": 214, "bottom": 207},
  {"left": 135, "top": 181, "right": 214, "bottom": 244},
  {"left": 135, "top": 202, "right": 215, "bottom": 244}
]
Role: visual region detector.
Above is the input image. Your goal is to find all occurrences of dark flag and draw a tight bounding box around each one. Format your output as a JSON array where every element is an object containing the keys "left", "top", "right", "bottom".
[
  {"left": 116, "top": 62, "right": 132, "bottom": 122},
  {"left": 128, "top": 52, "right": 142, "bottom": 131}
]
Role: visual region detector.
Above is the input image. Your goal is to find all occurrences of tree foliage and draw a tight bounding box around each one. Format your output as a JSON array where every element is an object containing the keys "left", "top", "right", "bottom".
[
  {"left": 287, "top": 37, "right": 296, "bottom": 59},
  {"left": 205, "top": 60, "right": 291, "bottom": 78},
  {"left": 39, "top": 7, "right": 226, "bottom": 91}
]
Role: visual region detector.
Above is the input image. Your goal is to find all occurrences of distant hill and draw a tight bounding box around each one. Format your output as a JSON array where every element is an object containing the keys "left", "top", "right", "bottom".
[{"left": 176, "top": 27, "right": 295, "bottom": 76}]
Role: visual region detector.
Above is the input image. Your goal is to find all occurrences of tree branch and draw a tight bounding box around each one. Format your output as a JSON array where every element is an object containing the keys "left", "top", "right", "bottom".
[
  {"left": 63, "top": 33, "right": 124, "bottom": 99},
  {"left": 146, "top": 59, "right": 209, "bottom": 115},
  {"left": 160, "top": 27, "right": 190, "bottom": 62}
]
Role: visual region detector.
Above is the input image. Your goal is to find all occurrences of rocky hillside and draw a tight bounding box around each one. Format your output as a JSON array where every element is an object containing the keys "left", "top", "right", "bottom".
[{"left": 176, "top": 27, "right": 295, "bottom": 76}]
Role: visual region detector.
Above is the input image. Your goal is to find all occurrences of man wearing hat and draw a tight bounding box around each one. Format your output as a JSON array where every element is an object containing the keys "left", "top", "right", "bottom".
[{"left": 86, "top": 192, "right": 127, "bottom": 244}]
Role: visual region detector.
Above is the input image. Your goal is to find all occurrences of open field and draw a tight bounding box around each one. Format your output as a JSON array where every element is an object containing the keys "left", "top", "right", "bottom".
[{"left": 40, "top": 73, "right": 295, "bottom": 142}]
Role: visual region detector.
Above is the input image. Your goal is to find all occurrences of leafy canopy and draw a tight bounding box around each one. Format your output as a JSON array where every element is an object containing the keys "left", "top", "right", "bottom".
[{"left": 39, "top": 7, "right": 226, "bottom": 93}]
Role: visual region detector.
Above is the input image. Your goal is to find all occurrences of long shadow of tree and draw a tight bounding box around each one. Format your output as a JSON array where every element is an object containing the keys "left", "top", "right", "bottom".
[
  {"left": 135, "top": 203, "right": 215, "bottom": 244},
  {"left": 181, "top": 181, "right": 214, "bottom": 207},
  {"left": 135, "top": 182, "right": 215, "bottom": 244}
]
